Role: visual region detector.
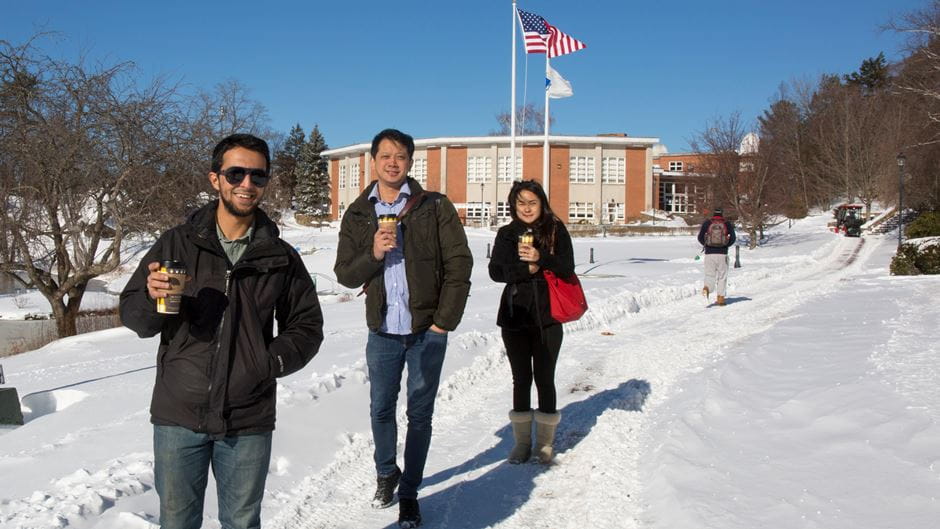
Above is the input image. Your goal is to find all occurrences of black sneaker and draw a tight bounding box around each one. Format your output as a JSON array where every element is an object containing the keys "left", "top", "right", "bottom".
[
  {"left": 371, "top": 467, "right": 401, "bottom": 509},
  {"left": 398, "top": 498, "right": 421, "bottom": 528}
]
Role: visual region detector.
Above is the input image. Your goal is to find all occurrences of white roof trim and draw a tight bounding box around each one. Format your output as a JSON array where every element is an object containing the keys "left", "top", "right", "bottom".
[
  {"left": 653, "top": 152, "right": 700, "bottom": 158},
  {"left": 322, "top": 135, "right": 661, "bottom": 158},
  {"left": 657, "top": 170, "right": 711, "bottom": 178}
]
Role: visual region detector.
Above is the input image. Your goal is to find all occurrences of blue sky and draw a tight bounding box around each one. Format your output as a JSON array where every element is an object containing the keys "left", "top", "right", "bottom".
[{"left": 1, "top": 1, "right": 924, "bottom": 153}]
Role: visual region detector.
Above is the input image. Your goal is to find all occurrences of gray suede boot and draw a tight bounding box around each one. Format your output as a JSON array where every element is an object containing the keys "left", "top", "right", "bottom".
[
  {"left": 533, "top": 410, "right": 561, "bottom": 464},
  {"left": 507, "top": 410, "right": 533, "bottom": 464}
]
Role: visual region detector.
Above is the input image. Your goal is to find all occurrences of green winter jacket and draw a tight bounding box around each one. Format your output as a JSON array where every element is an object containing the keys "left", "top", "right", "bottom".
[{"left": 334, "top": 178, "right": 472, "bottom": 333}]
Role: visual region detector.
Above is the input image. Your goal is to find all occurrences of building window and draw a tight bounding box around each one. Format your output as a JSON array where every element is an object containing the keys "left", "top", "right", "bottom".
[
  {"left": 569, "top": 156, "right": 596, "bottom": 184},
  {"left": 411, "top": 158, "right": 428, "bottom": 185},
  {"left": 338, "top": 203, "right": 346, "bottom": 217},
  {"left": 465, "top": 202, "right": 492, "bottom": 219},
  {"left": 668, "top": 161, "right": 683, "bottom": 172},
  {"left": 350, "top": 161, "right": 360, "bottom": 188},
  {"left": 467, "top": 156, "right": 492, "bottom": 183},
  {"left": 339, "top": 165, "right": 347, "bottom": 189},
  {"left": 601, "top": 157, "right": 625, "bottom": 184},
  {"left": 568, "top": 202, "right": 595, "bottom": 221},
  {"left": 659, "top": 181, "right": 697, "bottom": 214},
  {"left": 739, "top": 160, "right": 755, "bottom": 172},
  {"left": 497, "top": 201, "right": 512, "bottom": 219},
  {"left": 603, "top": 202, "right": 625, "bottom": 222},
  {"left": 497, "top": 155, "right": 522, "bottom": 183}
]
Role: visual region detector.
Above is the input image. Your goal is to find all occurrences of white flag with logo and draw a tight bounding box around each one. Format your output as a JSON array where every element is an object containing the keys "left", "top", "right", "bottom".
[{"left": 546, "top": 64, "right": 573, "bottom": 99}]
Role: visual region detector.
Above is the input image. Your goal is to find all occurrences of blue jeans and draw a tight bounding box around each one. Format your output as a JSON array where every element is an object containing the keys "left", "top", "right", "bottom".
[
  {"left": 153, "top": 425, "right": 272, "bottom": 529},
  {"left": 366, "top": 329, "right": 448, "bottom": 500}
]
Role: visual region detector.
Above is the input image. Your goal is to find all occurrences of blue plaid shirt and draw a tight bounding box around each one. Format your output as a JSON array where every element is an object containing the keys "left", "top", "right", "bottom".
[{"left": 369, "top": 182, "right": 412, "bottom": 334}]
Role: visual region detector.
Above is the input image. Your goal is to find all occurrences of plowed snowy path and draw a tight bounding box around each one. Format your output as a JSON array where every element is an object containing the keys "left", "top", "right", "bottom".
[{"left": 265, "top": 234, "right": 914, "bottom": 529}]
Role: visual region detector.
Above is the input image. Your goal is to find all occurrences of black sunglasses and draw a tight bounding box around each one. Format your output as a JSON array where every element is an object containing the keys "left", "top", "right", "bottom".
[{"left": 219, "top": 166, "right": 270, "bottom": 187}]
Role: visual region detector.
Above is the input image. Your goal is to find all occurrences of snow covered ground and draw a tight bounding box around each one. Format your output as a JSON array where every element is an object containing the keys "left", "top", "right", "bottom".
[{"left": 1, "top": 213, "right": 938, "bottom": 529}]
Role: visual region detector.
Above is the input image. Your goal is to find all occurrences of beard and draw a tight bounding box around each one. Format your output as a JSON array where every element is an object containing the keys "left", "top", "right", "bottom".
[{"left": 219, "top": 190, "right": 258, "bottom": 218}]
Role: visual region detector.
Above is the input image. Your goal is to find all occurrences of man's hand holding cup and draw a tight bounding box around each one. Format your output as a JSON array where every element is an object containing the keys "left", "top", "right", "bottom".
[
  {"left": 373, "top": 214, "right": 398, "bottom": 260},
  {"left": 147, "top": 260, "right": 188, "bottom": 314}
]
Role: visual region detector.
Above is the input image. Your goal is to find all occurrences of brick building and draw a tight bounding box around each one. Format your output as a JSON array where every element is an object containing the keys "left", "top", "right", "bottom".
[
  {"left": 322, "top": 134, "right": 659, "bottom": 225},
  {"left": 652, "top": 152, "right": 711, "bottom": 216}
]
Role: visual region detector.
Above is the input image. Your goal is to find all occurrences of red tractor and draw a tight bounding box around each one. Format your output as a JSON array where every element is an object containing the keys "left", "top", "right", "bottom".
[{"left": 831, "top": 204, "right": 865, "bottom": 237}]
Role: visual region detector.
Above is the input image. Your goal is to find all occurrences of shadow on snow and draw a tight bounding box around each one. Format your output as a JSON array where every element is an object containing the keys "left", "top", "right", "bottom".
[
  {"left": 387, "top": 379, "right": 651, "bottom": 529},
  {"left": 707, "top": 296, "right": 752, "bottom": 308}
]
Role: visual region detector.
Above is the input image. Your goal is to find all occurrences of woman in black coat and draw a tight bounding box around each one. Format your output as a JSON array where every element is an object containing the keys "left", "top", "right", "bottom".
[{"left": 488, "top": 180, "right": 574, "bottom": 464}]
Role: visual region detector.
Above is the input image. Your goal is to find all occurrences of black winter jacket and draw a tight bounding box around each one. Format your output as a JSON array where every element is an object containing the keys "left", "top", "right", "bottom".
[
  {"left": 119, "top": 201, "right": 323, "bottom": 437},
  {"left": 334, "top": 179, "right": 473, "bottom": 333},
  {"left": 697, "top": 216, "right": 737, "bottom": 255},
  {"left": 488, "top": 219, "right": 575, "bottom": 329}
]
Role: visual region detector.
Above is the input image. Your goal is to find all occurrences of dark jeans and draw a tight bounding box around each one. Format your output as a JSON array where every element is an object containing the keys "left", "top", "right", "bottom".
[
  {"left": 366, "top": 329, "right": 448, "bottom": 500},
  {"left": 502, "top": 325, "right": 563, "bottom": 413},
  {"left": 153, "top": 425, "right": 272, "bottom": 529}
]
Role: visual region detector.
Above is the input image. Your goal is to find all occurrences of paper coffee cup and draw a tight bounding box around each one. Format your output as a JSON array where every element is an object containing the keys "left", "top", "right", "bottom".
[
  {"left": 518, "top": 232, "right": 534, "bottom": 251},
  {"left": 378, "top": 214, "right": 398, "bottom": 232},
  {"left": 378, "top": 214, "right": 398, "bottom": 246},
  {"left": 156, "top": 259, "right": 187, "bottom": 315}
]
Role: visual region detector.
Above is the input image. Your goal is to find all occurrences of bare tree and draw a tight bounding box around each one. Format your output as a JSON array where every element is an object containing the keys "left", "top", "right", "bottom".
[
  {"left": 806, "top": 70, "right": 904, "bottom": 217},
  {"left": 888, "top": 2, "right": 940, "bottom": 132},
  {"left": 0, "top": 38, "right": 212, "bottom": 337},
  {"left": 692, "top": 112, "right": 775, "bottom": 248},
  {"left": 195, "top": 79, "right": 271, "bottom": 137},
  {"left": 493, "top": 103, "right": 554, "bottom": 135},
  {"left": 888, "top": 2, "right": 940, "bottom": 210}
]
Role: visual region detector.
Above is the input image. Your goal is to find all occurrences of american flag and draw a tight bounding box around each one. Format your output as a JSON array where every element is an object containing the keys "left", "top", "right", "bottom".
[
  {"left": 547, "top": 22, "right": 587, "bottom": 58},
  {"left": 517, "top": 9, "right": 549, "bottom": 54}
]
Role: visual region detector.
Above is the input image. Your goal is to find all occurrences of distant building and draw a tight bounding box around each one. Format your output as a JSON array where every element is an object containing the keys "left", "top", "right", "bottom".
[
  {"left": 322, "top": 134, "right": 659, "bottom": 225},
  {"left": 652, "top": 152, "right": 711, "bottom": 216},
  {"left": 653, "top": 132, "right": 762, "bottom": 218}
]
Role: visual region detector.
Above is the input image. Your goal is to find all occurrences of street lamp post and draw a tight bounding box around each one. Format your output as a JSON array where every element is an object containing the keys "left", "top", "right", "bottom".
[
  {"left": 480, "top": 182, "right": 485, "bottom": 227},
  {"left": 897, "top": 152, "right": 906, "bottom": 249}
]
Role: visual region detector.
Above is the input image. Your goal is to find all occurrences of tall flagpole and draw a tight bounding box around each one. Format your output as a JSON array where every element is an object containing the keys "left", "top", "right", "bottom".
[
  {"left": 543, "top": 55, "right": 551, "bottom": 199},
  {"left": 510, "top": 0, "right": 517, "bottom": 188}
]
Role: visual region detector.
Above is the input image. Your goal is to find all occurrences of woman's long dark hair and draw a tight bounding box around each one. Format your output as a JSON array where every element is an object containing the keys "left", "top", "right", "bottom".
[{"left": 507, "top": 179, "right": 559, "bottom": 251}]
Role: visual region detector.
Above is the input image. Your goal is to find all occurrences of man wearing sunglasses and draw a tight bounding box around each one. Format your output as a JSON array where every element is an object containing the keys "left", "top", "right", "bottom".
[
  {"left": 335, "top": 128, "right": 472, "bottom": 528},
  {"left": 120, "top": 133, "right": 324, "bottom": 529}
]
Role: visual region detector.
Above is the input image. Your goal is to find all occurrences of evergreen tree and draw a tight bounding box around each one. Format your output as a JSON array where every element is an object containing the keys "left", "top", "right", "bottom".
[
  {"left": 295, "top": 124, "right": 331, "bottom": 218},
  {"left": 844, "top": 52, "right": 890, "bottom": 94},
  {"left": 270, "top": 124, "right": 305, "bottom": 213}
]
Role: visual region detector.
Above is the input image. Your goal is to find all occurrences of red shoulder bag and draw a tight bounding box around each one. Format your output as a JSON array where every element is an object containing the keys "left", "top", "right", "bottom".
[{"left": 543, "top": 223, "right": 588, "bottom": 323}]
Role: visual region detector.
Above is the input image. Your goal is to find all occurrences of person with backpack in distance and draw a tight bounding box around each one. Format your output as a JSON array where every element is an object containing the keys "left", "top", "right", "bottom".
[
  {"left": 697, "top": 207, "right": 736, "bottom": 306},
  {"left": 488, "top": 180, "right": 574, "bottom": 465}
]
